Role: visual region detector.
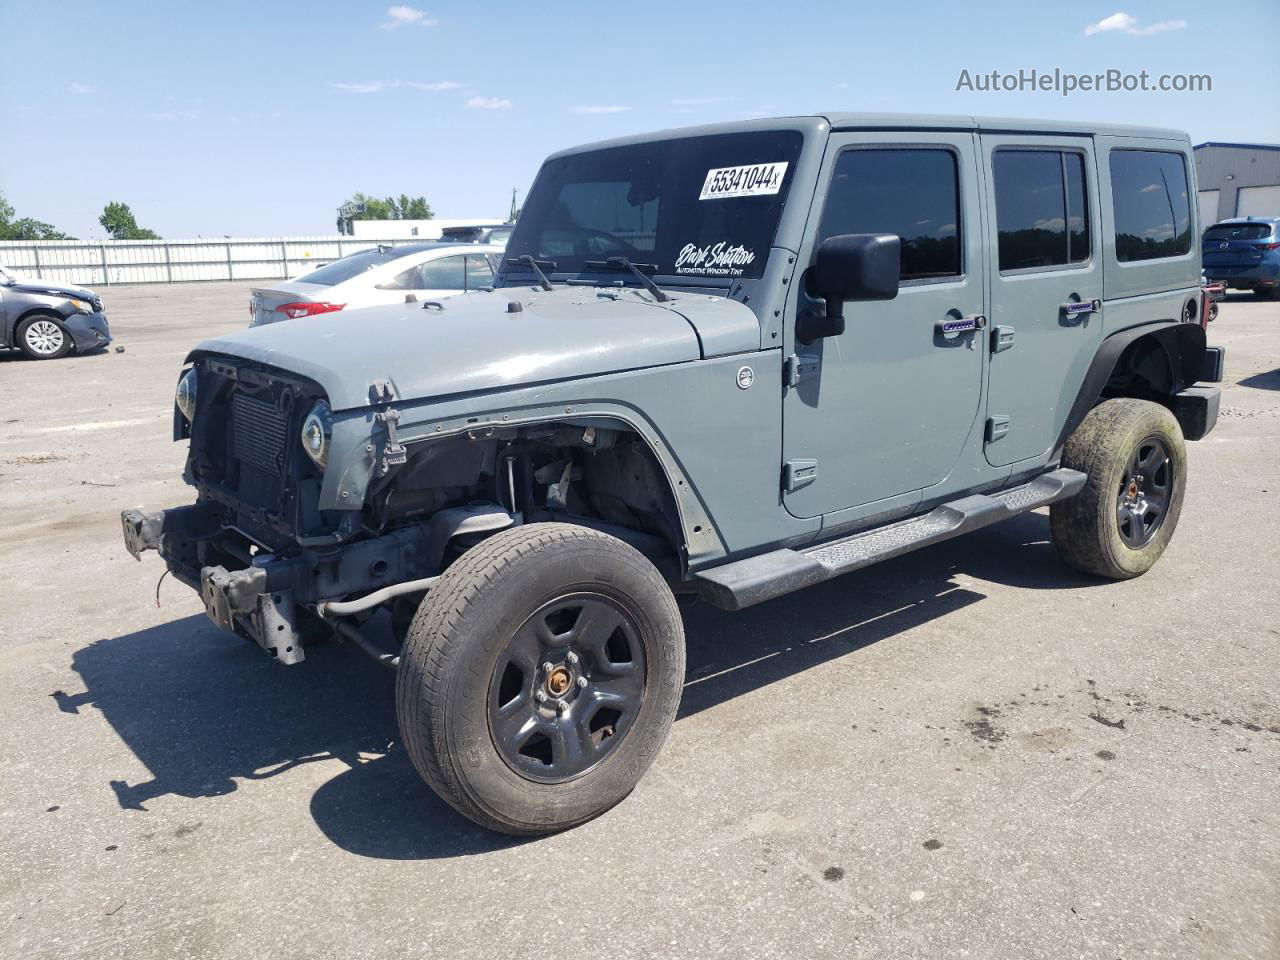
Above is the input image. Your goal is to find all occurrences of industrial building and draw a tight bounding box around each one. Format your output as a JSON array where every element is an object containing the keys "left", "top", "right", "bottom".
[{"left": 1194, "top": 142, "right": 1280, "bottom": 226}]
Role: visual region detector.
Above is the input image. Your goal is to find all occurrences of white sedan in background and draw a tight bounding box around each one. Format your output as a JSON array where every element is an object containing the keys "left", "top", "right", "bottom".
[{"left": 249, "top": 242, "right": 504, "bottom": 326}]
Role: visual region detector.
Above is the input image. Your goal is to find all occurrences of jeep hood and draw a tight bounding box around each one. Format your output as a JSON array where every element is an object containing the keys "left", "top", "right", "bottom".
[{"left": 191, "top": 287, "right": 759, "bottom": 411}]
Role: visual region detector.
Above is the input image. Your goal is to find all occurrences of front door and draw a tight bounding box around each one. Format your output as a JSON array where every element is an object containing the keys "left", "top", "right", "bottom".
[
  {"left": 782, "top": 132, "right": 987, "bottom": 519},
  {"left": 979, "top": 135, "right": 1103, "bottom": 466}
]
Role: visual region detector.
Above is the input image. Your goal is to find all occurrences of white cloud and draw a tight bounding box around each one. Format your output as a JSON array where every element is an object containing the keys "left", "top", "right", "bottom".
[
  {"left": 467, "top": 95, "right": 511, "bottom": 110},
  {"left": 332, "top": 81, "right": 400, "bottom": 94},
  {"left": 572, "top": 104, "right": 630, "bottom": 114},
  {"left": 408, "top": 81, "right": 461, "bottom": 91},
  {"left": 69, "top": 82, "right": 96, "bottom": 95},
  {"left": 382, "top": 5, "right": 436, "bottom": 29},
  {"left": 1084, "top": 12, "right": 1187, "bottom": 35}
]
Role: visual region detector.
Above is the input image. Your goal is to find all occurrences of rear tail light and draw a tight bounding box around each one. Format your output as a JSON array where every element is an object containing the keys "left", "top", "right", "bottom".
[
  {"left": 1254, "top": 241, "right": 1280, "bottom": 251},
  {"left": 275, "top": 301, "right": 346, "bottom": 320}
]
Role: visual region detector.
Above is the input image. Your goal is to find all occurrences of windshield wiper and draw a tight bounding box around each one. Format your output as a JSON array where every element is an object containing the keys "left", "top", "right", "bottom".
[
  {"left": 506, "top": 255, "right": 556, "bottom": 292},
  {"left": 583, "top": 256, "right": 670, "bottom": 303}
]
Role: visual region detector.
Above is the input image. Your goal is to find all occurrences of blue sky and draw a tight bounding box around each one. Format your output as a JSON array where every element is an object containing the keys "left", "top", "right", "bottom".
[{"left": 2, "top": 0, "right": 1277, "bottom": 239}]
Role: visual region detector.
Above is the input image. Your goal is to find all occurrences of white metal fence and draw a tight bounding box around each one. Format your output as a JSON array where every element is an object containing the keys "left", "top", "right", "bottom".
[{"left": 0, "top": 236, "right": 408, "bottom": 286}]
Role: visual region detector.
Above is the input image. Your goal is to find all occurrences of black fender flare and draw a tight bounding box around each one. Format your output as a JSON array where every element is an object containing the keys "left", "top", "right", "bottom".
[{"left": 1055, "top": 321, "right": 1207, "bottom": 456}]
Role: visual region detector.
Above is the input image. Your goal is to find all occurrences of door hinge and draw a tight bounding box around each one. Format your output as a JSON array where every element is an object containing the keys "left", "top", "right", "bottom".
[
  {"left": 991, "top": 324, "right": 1015, "bottom": 353},
  {"left": 783, "top": 459, "right": 818, "bottom": 493},
  {"left": 784, "top": 353, "right": 819, "bottom": 388},
  {"left": 986, "top": 416, "right": 1010, "bottom": 442}
]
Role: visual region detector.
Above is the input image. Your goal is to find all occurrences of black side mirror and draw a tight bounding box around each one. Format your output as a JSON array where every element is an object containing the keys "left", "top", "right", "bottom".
[{"left": 799, "top": 233, "right": 901, "bottom": 342}]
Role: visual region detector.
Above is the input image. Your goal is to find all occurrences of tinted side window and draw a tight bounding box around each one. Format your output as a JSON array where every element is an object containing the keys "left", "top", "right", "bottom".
[
  {"left": 1110, "top": 150, "right": 1191, "bottom": 262},
  {"left": 465, "top": 255, "right": 494, "bottom": 290},
  {"left": 1065, "top": 153, "right": 1090, "bottom": 263},
  {"left": 419, "top": 256, "right": 468, "bottom": 289},
  {"left": 993, "top": 150, "right": 1091, "bottom": 271},
  {"left": 818, "top": 149, "right": 961, "bottom": 282},
  {"left": 377, "top": 265, "right": 422, "bottom": 290}
]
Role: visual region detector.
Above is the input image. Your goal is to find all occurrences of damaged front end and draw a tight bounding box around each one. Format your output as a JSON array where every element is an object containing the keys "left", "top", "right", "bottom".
[
  {"left": 123, "top": 353, "right": 683, "bottom": 667},
  {"left": 122, "top": 501, "right": 510, "bottom": 665},
  {"left": 123, "top": 354, "right": 518, "bottom": 665}
]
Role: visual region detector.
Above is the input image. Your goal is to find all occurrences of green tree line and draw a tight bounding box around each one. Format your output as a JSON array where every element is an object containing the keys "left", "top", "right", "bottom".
[
  {"left": 1, "top": 192, "right": 162, "bottom": 241},
  {"left": 344, "top": 193, "right": 434, "bottom": 221}
]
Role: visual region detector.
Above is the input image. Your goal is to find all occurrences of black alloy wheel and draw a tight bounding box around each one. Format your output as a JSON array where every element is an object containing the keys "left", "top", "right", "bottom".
[
  {"left": 1116, "top": 435, "right": 1174, "bottom": 549},
  {"left": 487, "top": 593, "right": 647, "bottom": 783}
]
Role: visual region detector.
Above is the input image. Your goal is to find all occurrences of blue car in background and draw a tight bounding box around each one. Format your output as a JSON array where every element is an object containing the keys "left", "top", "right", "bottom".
[{"left": 1202, "top": 217, "right": 1280, "bottom": 299}]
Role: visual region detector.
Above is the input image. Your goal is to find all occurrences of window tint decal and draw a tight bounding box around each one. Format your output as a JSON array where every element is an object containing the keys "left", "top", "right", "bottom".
[{"left": 674, "top": 242, "right": 757, "bottom": 276}]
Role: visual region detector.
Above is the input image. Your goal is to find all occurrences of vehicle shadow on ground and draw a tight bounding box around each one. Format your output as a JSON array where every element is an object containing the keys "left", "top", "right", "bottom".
[
  {"left": 63, "top": 512, "right": 1093, "bottom": 860},
  {"left": 1239, "top": 368, "right": 1280, "bottom": 391}
]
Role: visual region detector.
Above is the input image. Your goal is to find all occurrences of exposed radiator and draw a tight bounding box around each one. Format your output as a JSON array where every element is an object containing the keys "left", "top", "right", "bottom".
[{"left": 231, "top": 392, "right": 289, "bottom": 477}]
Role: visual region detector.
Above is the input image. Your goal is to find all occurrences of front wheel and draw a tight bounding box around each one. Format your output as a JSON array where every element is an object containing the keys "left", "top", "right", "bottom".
[
  {"left": 1050, "top": 398, "right": 1187, "bottom": 579},
  {"left": 17, "top": 315, "right": 72, "bottom": 360},
  {"left": 396, "top": 523, "right": 685, "bottom": 835}
]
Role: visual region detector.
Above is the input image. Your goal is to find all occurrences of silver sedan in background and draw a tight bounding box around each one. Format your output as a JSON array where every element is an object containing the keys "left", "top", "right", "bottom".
[{"left": 249, "top": 242, "right": 503, "bottom": 326}]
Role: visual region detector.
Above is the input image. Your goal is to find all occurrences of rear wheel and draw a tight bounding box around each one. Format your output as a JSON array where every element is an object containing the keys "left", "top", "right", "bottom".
[
  {"left": 17, "top": 315, "right": 72, "bottom": 360},
  {"left": 396, "top": 523, "right": 685, "bottom": 835},
  {"left": 1050, "top": 399, "right": 1187, "bottom": 579}
]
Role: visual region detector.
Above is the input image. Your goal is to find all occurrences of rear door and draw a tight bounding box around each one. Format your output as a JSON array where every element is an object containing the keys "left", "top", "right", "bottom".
[
  {"left": 781, "top": 132, "right": 987, "bottom": 518},
  {"left": 980, "top": 135, "right": 1103, "bottom": 467}
]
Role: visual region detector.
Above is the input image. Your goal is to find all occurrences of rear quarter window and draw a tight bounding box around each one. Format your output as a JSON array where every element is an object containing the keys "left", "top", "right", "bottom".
[{"left": 1109, "top": 150, "right": 1192, "bottom": 262}]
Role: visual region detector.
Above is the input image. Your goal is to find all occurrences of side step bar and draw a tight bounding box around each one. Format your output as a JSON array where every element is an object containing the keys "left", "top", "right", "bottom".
[{"left": 694, "top": 468, "right": 1086, "bottom": 611}]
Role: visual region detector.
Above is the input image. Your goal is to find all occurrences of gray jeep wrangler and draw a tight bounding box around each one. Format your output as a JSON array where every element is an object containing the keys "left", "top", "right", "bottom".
[{"left": 122, "top": 114, "right": 1224, "bottom": 834}]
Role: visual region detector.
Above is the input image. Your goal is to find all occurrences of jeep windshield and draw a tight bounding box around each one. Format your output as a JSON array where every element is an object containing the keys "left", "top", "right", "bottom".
[{"left": 502, "top": 130, "right": 803, "bottom": 284}]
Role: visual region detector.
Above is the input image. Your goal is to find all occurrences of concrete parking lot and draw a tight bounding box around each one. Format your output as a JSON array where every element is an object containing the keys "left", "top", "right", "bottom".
[{"left": 1, "top": 283, "right": 1277, "bottom": 959}]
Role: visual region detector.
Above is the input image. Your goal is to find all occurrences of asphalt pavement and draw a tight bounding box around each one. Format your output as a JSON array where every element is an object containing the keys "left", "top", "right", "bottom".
[{"left": 1, "top": 283, "right": 1277, "bottom": 959}]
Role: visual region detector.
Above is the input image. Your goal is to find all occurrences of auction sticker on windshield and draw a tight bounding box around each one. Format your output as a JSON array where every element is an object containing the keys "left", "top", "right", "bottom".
[{"left": 699, "top": 162, "right": 788, "bottom": 200}]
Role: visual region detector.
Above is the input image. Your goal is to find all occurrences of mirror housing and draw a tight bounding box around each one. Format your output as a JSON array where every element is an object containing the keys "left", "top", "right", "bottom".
[{"left": 799, "top": 233, "right": 901, "bottom": 342}]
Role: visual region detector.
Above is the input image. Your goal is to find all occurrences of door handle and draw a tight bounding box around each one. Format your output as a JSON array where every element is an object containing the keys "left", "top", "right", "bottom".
[
  {"left": 936, "top": 314, "right": 986, "bottom": 335},
  {"left": 1061, "top": 299, "right": 1101, "bottom": 318}
]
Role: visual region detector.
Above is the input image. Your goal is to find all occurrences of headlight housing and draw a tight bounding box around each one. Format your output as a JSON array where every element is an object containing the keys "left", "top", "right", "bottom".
[
  {"left": 175, "top": 367, "right": 198, "bottom": 422},
  {"left": 300, "top": 400, "right": 333, "bottom": 469},
  {"left": 67, "top": 298, "right": 93, "bottom": 315}
]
